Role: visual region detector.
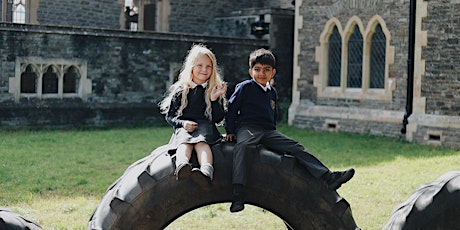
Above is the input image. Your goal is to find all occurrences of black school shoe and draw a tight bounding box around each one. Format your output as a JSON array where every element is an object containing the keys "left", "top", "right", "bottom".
[
  {"left": 191, "top": 167, "right": 213, "bottom": 188},
  {"left": 174, "top": 162, "right": 192, "bottom": 180},
  {"left": 324, "top": 168, "right": 355, "bottom": 190},
  {"left": 230, "top": 184, "right": 245, "bottom": 213}
]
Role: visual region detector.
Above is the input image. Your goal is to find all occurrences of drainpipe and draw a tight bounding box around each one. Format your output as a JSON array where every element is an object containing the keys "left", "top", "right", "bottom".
[{"left": 401, "top": 0, "right": 416, "bottom": 134}]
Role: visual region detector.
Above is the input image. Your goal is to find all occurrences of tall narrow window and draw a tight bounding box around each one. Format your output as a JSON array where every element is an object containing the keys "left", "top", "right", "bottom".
[
  {"left": 12, "top": 0, "right": 26, "bottom": 24},
  {"left": 327, "top": 26, "right": 342, "bottom": 87},
  {"left": 144, "top": 3, "right": 156, "bottom": 31},
  {"left": 125, "top": 0, "right": 139, "bottom": 31},
  {"left": 347, "top": 26, "right": 363, "bottom": 88},
  {"left": 20, "top": 65, "right": 37, "bottom": 93},
  {"left": 43, "top": 67, "right": 58, "bottom": 94},
  {"left": 63, "top": 66, "right": 80, "bottom": 93},
  {"left": 370, "top": 24, "right": 386, "bottom": 88}
]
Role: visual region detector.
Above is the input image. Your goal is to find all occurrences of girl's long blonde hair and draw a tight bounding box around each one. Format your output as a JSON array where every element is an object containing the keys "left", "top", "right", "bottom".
[{"left": 159, "top": 44, "right": 226, "bottom": 121}]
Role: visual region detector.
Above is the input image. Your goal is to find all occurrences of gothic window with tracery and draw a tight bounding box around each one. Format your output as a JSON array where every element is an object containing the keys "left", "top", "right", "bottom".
[
  {"left": 315, "top": 16, "right": 394, "bottom": 100},
  {"left": 12, "top": 0, "right": 26, "bottom": 23},
  {"left": 327, "top": 26, "right": 342, "bottom": 87},
  {"left": 347, "top": 25, "right": 363, "bottom": 88},
  {"left": 369, "top": 24, "right": 386, "bottom": 89},
  {"left": 11, "top": 58, "right": 91, "bottom": 102}
]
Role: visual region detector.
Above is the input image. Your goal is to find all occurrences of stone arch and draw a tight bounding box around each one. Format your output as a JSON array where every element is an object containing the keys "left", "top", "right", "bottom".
[
  {"left": 314, "top": 17, "right": 343, "bottom": 97},
  {"left": 41, "top": 64, "right": 60, "bottom": 95},
  {"left": 63, "top": 65, "right": 81, "bottom": 94},
  {"left": 20, "top": 64, "right": 39, "bottom": 94},
  {"left": 342, "top": 16, "right": 365, "bottom": 94},
  {"left": 361, "top": 15, "right": 395, "bottom": 100}
]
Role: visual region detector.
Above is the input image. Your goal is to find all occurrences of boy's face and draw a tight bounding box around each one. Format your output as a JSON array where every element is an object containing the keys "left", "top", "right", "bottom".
[{"left": 249, "top": 63, "right": 276, "bottom": 86}]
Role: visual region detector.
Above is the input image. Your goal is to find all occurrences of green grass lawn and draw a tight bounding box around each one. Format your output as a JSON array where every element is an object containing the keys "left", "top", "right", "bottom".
[{"left": 1, "top": 124, "right": 459, "bottom": 229}]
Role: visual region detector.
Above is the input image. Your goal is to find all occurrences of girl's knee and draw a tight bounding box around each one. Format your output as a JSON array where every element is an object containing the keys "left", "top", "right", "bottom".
[
  {"left": 195, "top": 142, "right": 211, "bottom": 150},
  {"left": 178, "top": 143, "right": 193, "bottom": 149}
]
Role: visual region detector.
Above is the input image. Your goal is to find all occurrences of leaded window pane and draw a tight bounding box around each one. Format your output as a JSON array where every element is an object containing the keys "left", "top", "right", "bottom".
[
  {"left": 327, "top": 26, "right": 341, "bottom": 87},
  {"left": 370, "top": 25, "right": 386, "bottom": 88},
  {"left": 347, "top": 26, "right": 363, "bottom": 88},
  {"left": 12, "top": 0, "right": 26, "bottom": 24}
]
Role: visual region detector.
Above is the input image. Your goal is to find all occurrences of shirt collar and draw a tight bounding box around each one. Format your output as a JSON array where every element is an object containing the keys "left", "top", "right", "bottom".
[
  {"left": 254, "top": 80, "right": 271, "bottom": 91},
  {"left": 191, "top": 81, "right": 208, "bottom": 88}
]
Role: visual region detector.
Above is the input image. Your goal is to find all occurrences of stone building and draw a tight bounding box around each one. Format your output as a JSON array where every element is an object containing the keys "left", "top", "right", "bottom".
[
  {"left": 289, "top": 0, "right": 460, "bottom": 148},
  {"left": 0, "top": 0, "right": 294, "bottom": 128}
]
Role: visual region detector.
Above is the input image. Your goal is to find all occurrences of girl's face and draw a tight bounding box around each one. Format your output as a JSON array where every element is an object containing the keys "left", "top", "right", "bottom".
[
  {"left": 249, "top": 63, "right": 276, "bottom": 86},
  {"left": 192, "top": 53, "right": 213, "bottom": 85}
]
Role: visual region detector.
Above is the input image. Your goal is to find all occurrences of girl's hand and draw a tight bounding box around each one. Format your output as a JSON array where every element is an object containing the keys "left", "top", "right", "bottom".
[
  {"left": 211, "top": 83, "right": 227, "bottom": 101},
  {"left": 183, "top": 120, "right": 198, "bottom": 132}
]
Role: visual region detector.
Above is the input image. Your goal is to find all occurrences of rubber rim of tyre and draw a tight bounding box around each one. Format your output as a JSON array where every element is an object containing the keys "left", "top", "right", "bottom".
[
  {"left": 0, "top": 208, "right": 42, "bottom": 230},
  {"left": 384, "top": 170, "right": 460, "bottom": 230},
  {"left": 88, "top": 141, "right": 359, "bottom": 230}
]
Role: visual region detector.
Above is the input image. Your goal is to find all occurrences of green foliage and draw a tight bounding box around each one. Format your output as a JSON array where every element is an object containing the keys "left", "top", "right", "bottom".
[{"left": 1, "top": 125, "right": 459, "bottom": 229}]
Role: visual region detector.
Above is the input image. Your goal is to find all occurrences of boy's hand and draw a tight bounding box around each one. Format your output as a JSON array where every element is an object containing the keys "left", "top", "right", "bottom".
[
  {"left": 211, "top": 83, "right": 227, "bottom": 101},
  {"left": 224, "top": 134, "right": 236, "bottom": 142}
]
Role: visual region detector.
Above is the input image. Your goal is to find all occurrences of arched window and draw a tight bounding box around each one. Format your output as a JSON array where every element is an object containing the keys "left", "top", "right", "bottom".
[
  {"left": 11, "top": 58, "right": 91, "bottom": 101},
  {"left": 42, "top": 66, "right": 58, "bottom": 94},
  {"left": 63, "top": 66, "right": 80, "bottom": 93},
  {"left": 369, "top": 24, "right": 386, "bottom": 88},
  {"left": 347, "top": 25, "right": 363, "bottom": 88},
  {"left": 20, "top": 65, "right": 37, "bottom": 93},
  {"left": 314, "top": 16, "right": 394, "bottom": 100},
  {"left": 327, "top": 26, "right": 341, "bottom": 87},
  {"left": 12, "top": 0, "right": 26, "bottom": 24}
]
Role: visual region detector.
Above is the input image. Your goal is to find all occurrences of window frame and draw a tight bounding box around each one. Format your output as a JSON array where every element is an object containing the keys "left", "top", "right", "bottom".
[
  {"left": 122, "top": 0, "right": 170, "bottom": 32},
  {"left": 314, "top": 15, "right": 395, "bottom": 101},
  {"left": 2, "top": 0, "right": 38, "bottom": 24},
  {"left": 9, "top": 57, "right": 91, "bottom": 102}
]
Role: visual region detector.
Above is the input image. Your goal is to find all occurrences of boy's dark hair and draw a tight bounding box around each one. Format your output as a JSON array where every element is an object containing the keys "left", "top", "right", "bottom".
[{"left": 249, "top": 48, "right": 276, "bottom": 68}]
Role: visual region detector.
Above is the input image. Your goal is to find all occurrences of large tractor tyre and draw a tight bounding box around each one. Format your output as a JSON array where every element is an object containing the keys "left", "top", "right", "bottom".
[
  {"left": 88, "top": 141, "right": 358, "bottom": 230},
  {"left": 384, "top": 170, "right": 460, "bottom": 230},
  {"left": 0, "top": 208, "right": 42, "bottom": 230}
]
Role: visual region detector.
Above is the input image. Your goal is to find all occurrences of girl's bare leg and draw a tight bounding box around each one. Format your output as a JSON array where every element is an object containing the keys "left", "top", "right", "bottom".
[
  {"left": 194, "top": 142, "right": 213, "bottom": 165},
  {"left": 176, "top": 143, "right": 193, "bottom": 164}
]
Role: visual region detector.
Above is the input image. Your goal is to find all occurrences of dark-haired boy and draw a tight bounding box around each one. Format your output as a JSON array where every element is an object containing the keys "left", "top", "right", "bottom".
[{"left": 224, "top": 48, "right": 355, "bottom": 213}]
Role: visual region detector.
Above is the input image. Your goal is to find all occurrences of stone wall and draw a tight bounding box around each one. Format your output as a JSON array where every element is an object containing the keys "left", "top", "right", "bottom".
[
  {"left": 168, "top": 1, "right": 252, "bottom": 35},
  {"left": 37, "top": 0, "right": 121, "bottom": 29},
  {"left": 0, "top": 23, "right": 267, "bottom": 128},
  {"left": 421, "top": 1, "right": 460, "bottom": 116}
]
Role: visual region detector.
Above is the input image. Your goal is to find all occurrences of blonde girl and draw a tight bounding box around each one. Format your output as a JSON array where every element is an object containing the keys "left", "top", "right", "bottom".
[{"left": 159, "top": 44, "right": 227, "bottom": 181}]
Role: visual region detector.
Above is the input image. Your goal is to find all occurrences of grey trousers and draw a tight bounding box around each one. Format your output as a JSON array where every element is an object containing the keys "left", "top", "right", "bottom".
[{"left": 232, "top": 125, "right": 330, "bottom": 185}]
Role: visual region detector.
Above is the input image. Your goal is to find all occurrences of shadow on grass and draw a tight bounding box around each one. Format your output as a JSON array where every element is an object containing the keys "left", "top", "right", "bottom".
[{"left": 277, "top": 124, "right": 459, "bottom": 168}]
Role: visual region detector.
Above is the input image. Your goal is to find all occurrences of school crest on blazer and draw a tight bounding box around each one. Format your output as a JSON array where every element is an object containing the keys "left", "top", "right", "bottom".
[{"left": 271, "top": 100, "right": 276, "bottom": 110}]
